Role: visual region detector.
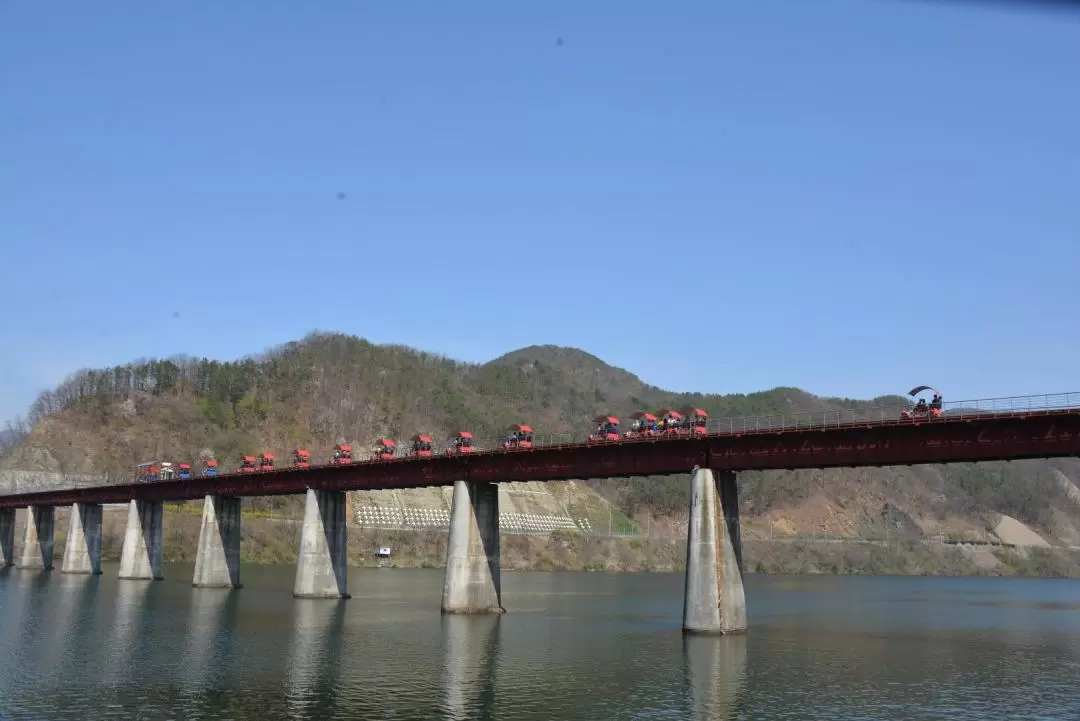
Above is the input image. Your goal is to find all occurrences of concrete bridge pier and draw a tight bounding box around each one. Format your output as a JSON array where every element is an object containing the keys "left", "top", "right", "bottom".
[
  {"left": 0, "top": 508, "right": 15, "bottom": 567},
  {"left": 118, "top": 499, "right": 164, "bottom": 581},
  {"left": 17, "top": 505, "right": 56, "bottom": 570},
  {"left": 193, "top": 495, "right": 242, "bottom": 588},
  {"left": 61, "top": 502, "right": 103, "bottom": 575},
  {"left": 683, "top": 468, "right": 747, "bottom": 634},
  {"left": 294, "top": 489, "right": 350, "bottom": 598},
  {"left": 442, "top": 480, "right": 504, "bottom": 614}
]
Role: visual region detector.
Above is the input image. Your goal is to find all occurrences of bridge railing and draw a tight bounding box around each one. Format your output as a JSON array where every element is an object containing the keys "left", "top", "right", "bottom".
[
  {"left": 704, "top": 391, "right": 1080, "bottom": 435},
  {"left": 437, "top": 432, "right": 581, "bottom": 455},
  {"left": 0, "top": 473, "right": 133, "bottom": 497},
  {"left": 4, "top": 392, "right": 1079, "bottom": 496}
]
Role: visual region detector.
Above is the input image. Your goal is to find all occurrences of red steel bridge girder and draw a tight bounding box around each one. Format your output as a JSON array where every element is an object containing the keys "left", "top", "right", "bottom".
[
  {"left": 709, "top": 414, "right": 1080, "bottom": 470},
  {"left": 1, "top": 413, "right": 1078, "bottom": 509}
]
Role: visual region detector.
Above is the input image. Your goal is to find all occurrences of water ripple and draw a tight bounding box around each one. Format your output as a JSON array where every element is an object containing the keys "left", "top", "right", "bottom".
[{"left": 0, "top": 567, "right": 1078, "bottom": 720}]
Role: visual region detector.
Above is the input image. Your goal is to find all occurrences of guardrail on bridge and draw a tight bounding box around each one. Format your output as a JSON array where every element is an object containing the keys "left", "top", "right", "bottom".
[{"left": 2, "top": 391, "right": 1078, "bottom": 495}]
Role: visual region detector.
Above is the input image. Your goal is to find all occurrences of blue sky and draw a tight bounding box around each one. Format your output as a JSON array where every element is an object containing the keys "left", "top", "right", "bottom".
[{"left": 2, "top": 0, "right": 1078, "bottom": 423}]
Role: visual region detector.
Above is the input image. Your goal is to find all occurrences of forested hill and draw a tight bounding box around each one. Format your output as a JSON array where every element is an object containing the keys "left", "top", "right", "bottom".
[
  {"left": 3, "top": 331, "right": 1080, "bottom": 555},
  {"left": 1, "top": 332, "right": 906, "bottom": 474}
]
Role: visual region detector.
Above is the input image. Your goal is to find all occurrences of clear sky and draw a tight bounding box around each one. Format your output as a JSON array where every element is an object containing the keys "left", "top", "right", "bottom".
[{"left": 2, "top": 0, "right": 1078, "bottom": 423}]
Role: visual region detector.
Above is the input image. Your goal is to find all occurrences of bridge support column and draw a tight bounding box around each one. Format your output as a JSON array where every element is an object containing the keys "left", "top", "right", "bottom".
[
  {"left": 0, "top": 508, "right": 15, "bottom": 567},
  {"left": 61, "top": 502, "right": 102, "bottom": 575},
  {"left": 442, "top": 480, "right": 504, "bottom": 614},
  {"left": 294, "top": 489, "right": 350, "bottom": 599},
  {"left": 193, "top": 495, "right": 242, "bottom": 588},
  {"left": 683, "top": 468, "right": 746, "bottom": 634},
  {"left": 119, "top": 499, "right": 164, "bottom": 581},
  {"left": 17, "top": 505, "right": 55, "bottom": 570}
]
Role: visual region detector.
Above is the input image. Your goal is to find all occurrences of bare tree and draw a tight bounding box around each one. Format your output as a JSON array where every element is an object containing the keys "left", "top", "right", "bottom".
[{"left": 0, "top": 415, "right": 31, "bottom": 457}]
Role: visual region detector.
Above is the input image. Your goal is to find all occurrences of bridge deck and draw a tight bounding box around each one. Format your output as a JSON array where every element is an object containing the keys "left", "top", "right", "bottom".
[{"left": 1, "top": 394, "right": 1079, "bottom": 508}]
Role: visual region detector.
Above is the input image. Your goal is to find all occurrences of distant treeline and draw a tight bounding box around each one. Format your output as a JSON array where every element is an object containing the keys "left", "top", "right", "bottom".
[
  {"left": 28, "top": 355, "right": 263, "bottom": 421},
  {"left": 6, "top": 331, "right": 1080, "bottom": 547},
  {"left": 25, "top": 331, "right": 912, "bottom": 442}
]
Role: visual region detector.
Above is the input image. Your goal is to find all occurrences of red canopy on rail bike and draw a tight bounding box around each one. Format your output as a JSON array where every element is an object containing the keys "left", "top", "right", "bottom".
[
  {"left": 503, "top": 424, "right": 534, "bottom": 450},
  {"left": 292, "top": 448, "right": 311, "bottom": 469},
  {"left": 203, "top": 458, "right": 219, "bottom": 477},
  {"left": 372, "top": 438, "right": 397, "bottom": 460},
  {"left": 410, "top": 434, "right": 433, "bottom": 458},
  {"left": 588, "top": 415, "right": 621, "bottom": 443},
  {"left": 135, "top": 461, "right": 162, "bottom": 483},
  {"left": 259, "top": 452, "right": 275, "bottom": 471},
  {"left": 655, "top": 409, "right": 684, "bottom": 435},
  {"left": 680, "top": 407, "right": 709, "bottom": 435},
  {"left": 331, "top": 443, "right": 353, "bottom": 465},
  {"left": 238, "top": 455, "right": 258, "bottom": 473},
  {"left": 625, "top": 411, "right": 659, "bottom": 438},
  {"left": 446, "top": 431, "right": 474, "bottom": 454},
  {"left": 901, "top": 385, "right": 944, "bottom": 421}
]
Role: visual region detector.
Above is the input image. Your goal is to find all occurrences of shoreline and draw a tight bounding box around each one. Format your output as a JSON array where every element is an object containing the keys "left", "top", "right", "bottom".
[{"left": 8, "top": 506, "right": 1080, "bottom": 579}]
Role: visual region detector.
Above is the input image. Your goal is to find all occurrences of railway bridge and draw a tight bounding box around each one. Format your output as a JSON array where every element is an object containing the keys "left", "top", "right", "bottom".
[{"left": 2, "top": 392, "right": 1078, "bottom": 634}]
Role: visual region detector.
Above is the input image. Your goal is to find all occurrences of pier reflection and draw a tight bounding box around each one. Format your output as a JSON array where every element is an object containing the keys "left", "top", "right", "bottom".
[
  {"left": 180, "top": 588, "right": 241, "bottom": 693},
  {"left": 284, "top": 600, "right": 346, "bottom": 719},
  {"left": 683, "top": 634, "right": 747, "bottom": 720},
  {"left": 442, "top": 615, "right": 501, "bottom": 720},
  {"left": 101, "top": 580, "right": 151, "bottom": 686},
  {"left": 0, "top": 570, "right": 48, "bottom": 694},
  {"left": 47, "top": 575, "right": 99, "bottom": 678}
]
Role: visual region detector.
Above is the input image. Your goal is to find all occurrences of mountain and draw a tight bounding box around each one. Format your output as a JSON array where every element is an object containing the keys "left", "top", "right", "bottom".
[
  {"left": 0, "top": 334, "right": 908, "bottom": 475},
  {"left": 3, "top": 331, "right": 1080, "bottom": 576}
]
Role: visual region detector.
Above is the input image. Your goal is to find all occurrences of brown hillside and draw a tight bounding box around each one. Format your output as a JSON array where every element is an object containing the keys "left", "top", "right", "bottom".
[{"left": 3, "top": 331, "right": 1080, "bottom": 556}]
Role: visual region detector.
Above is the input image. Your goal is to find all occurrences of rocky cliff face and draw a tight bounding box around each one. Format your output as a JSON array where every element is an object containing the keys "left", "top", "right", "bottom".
[{"left": 0, "top": 470, "right": 106, "bottom": 495}]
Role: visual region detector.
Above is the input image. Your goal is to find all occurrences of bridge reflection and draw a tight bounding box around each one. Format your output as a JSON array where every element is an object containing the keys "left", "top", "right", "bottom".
[
  {"left": 684, "top": 634, "right": 748, "bottom": 720},
  {"left": 180, "top": 588, "right": 241, "bottom": 692},
  {"left": 0, "top": 570, "right": 48, "bottom": 694},
  {"left": 284, "top": 599, "right": 346, "bottom": 718},
  {"left": 45, "top": 574, "right": 100, "bottom": 678},
  {"left": 102, "top": 580, "right": 151, "bottom": 686},
  {"left": 442, "top": 615, "right": 500, "bottom": 720}
]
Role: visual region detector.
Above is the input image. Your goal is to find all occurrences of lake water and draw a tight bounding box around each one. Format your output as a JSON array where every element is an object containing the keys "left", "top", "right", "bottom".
[{"left": 0, "top": 566, "right": 1078, "bottom": 720}]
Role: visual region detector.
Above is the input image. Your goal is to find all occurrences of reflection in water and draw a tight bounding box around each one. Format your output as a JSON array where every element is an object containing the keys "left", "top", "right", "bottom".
[
  {"left": 0, "top": 570, "right": 48, "bottom": 694},
  {"left": 442, "top": 615, "right": 500, "bottom": 720},
  {"left": 2, "top": 569, "right": 1080, "bottom": 720},
  {"left": 180, "top": 589, "right": 240, "bottom": 693},
  {"left": 102, "top": 580, "right": 150, "bottom": 686},
  {"left": 684, "top": 634, "right": 747, "bottom": 721},
  {"left": 47, "top": 575, "right": 100, "bottom": 679},
  {"left": 0, "top": 570, "right": 33, "bottom": 649},
  {"left": 284, "top": 601, "right": 346, "bottom": 719}
]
